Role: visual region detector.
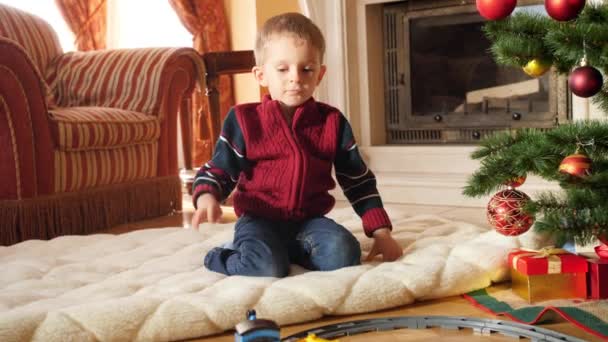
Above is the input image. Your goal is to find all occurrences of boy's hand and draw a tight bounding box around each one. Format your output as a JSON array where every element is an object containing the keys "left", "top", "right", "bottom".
[
  {"left": 365, "top": 228, "right": 403, "bottom": 262},
  {"left": 191, "top": 193, "right": 223, "bottom": 229}
]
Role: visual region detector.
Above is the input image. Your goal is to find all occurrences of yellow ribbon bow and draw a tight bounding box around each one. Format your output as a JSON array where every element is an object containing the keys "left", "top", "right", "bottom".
[{"left": 512, "top": 246, "right": 568, "bottom": 274}]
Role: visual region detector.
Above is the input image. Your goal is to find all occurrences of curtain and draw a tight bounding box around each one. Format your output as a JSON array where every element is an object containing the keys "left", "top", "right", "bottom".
[
  {"left": 169, "top": 0, "right": 234, "bottom": 166},
  {"left": 55, "top": 0, "right": 106, "bottom": 50},
  {"left": 298, "top": 0, "right": 347, "bottom": 111}
]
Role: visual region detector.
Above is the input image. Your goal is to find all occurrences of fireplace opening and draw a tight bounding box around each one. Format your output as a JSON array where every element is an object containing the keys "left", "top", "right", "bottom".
[{"left": 383, "top": 1, "right": 568, "bottom": 144}]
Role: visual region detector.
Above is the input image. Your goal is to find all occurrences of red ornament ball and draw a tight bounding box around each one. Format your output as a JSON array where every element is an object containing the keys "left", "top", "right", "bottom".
[
  {"left": 476, "top": 0, "right": 517, "bottom": 20},
  {"left": 559, "top": 153, "right": 592, "bottom": 178},
  {"left": 487, "top": 189, "right": 534, "bottom": 236},
  {"left": 596, "top": 235, "right": 608, "bottom": 259},
  {"left": 569, "top": 65, "right": 604, "bottom": 98},
  {"left": 505, "top": 175, "right": 526, "bottom": 188},
  {"left": 545, "top": 0, "right": 586, "bottom": 21}
]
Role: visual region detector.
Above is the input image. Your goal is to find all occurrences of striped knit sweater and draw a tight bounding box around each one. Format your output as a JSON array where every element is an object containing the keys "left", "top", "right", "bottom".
[{"left": 192, "top": 95, "right": 392, "bottom": 237}]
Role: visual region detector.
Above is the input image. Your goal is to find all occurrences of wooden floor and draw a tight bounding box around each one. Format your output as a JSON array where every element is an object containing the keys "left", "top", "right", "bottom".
[{"left": 104, "top": 196, "right": 604, "bottom": 342}]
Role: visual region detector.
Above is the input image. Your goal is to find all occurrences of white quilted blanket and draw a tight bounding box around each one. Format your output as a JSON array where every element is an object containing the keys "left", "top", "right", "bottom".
[{"left": 0, "top": 206, "right": 546, "bottom": 341}]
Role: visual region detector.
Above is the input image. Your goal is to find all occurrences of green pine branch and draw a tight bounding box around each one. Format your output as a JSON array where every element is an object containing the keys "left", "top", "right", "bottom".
[
  {"left": 528, "top": 189, "right": 608, "bottom": 245},
  {"left": 594, "top": 85, "right": 608, "bottom": 114},
  {"left": 483, "top": 12, "right": 554, "bottom": 67},
  {"left": 465, "top": 121, "right": 608, "bottom": 196},
  {"left": 464, "top": 122, "right": 608, "bottom": 242},
  {"left": 484, "top": 4, "right": 608, "bottom": 106},
  {"left": 544, "top": 5, "right": 608, "bottom": 72}
]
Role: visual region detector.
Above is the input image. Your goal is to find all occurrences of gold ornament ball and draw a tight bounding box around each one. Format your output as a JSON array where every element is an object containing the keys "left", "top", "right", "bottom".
[{"left": 523, "top": 59, "right": 551, "bottom": 77}]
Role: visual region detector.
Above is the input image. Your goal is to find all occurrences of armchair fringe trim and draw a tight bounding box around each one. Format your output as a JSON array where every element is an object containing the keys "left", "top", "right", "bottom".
[{"left": 0, "top": 176, "right": 182, "bottom": 246}]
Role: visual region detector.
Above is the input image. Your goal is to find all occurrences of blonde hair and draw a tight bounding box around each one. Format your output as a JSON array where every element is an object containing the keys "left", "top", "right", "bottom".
[{"left": 254, "top": 12, "right": 325, "bottom": 65}]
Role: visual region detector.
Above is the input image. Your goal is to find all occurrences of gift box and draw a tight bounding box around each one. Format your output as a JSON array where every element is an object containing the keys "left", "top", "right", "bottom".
[
  {"left": 508, "top": 248, "right": 588, "bottom": 303},
  {"left": 587, "top": 258, "right": 608, "bottom": 299}
]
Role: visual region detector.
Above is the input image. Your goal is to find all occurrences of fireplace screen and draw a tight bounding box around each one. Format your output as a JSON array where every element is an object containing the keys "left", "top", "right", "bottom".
[{"left": 384, "top": 1, "right": 568, "bottom": 144}]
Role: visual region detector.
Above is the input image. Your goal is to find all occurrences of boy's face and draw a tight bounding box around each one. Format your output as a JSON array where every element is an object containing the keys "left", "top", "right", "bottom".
[{"left": 253, "top": 34, "right": 326, "bottom": 110}]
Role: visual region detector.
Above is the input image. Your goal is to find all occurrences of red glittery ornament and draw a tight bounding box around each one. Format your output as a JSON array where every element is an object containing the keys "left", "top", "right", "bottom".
[
  {"left": 505, "top": 175, "right": 526, "bottom": 188},
  {"left": 487, "top": 189, "right": 535, "bottom": 236},
  {"left": 569, "top": 65, "right": 604, "bottom": 98},
  {"left": 559, "top": 152, "right": 592, "bottom": 178},
  {"left": 545, "top": 0, "right": 586, "bottom": 21},
  {"left": 476, "top": 0, "right": 517, "bottom": 20}
]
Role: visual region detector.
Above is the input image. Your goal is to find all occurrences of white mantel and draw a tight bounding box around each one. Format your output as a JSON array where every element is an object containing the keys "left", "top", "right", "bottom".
[{"left": 301, "top": 0, "right": 603, "bottom": 207}]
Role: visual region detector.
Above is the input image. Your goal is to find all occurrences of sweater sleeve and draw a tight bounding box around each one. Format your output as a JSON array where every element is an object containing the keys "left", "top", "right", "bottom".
[
  {"left": 334, "top": 114, "right": 392, "bottom": 237},
  {"left": 192, "top": 108, "right": 249, "bottom": 208}
]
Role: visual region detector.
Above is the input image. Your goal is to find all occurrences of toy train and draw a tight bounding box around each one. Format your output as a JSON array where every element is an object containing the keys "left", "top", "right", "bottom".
[
  {"left": 234, "top": 310, "right": 337, "bottom": 342},
  {"left": 234, "top": 310, "right": 280, "bottom": 342}
]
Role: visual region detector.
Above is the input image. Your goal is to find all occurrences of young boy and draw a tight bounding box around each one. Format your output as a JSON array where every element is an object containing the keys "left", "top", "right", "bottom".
[{"left": 191, "top": 13, "right": 402, "bottom": 277}]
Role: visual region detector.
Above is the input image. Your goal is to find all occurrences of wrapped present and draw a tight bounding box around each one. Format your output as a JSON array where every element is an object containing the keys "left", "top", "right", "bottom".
[
  {"left": 588, "top": 258, "right": 608, "bottom": 299},
  {"left": 508, "top": 247, "right": 588, "bottom": 303}
]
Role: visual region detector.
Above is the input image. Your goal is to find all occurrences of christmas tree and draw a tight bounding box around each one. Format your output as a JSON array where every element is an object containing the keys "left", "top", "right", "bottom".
[{"left": 464, "top": 2, "right": 608, "bottom": 246}]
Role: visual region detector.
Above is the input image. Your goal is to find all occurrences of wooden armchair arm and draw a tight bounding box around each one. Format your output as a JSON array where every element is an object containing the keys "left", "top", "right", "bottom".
[
  {"left": 202, "top": 50, "right": 255, "bottom": 147},
  {"left": 181, "top": 50, "right": 254, "bottom": 195}
]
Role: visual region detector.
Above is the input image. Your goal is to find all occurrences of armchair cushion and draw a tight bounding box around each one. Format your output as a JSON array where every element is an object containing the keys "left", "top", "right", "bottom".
[
  {"left": 48, "top": 107, "right": 161, "bottom": 151},
  {"left": 53, "top": 142, "right": 158, "bottom": 193}
]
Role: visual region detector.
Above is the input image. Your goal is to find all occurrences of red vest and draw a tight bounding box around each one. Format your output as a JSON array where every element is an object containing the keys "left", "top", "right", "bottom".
[{"left": 233, "top": 96, "right": 340, "bottom": 221}]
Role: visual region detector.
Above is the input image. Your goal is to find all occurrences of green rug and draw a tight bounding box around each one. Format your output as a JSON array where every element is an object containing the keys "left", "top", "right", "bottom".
[{"left": 464, "top": 286, "right": 608, "bottom": 340}]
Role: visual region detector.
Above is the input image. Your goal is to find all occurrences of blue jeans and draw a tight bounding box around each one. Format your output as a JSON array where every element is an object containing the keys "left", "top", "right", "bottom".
[{"left": 204, "top": 215, "right": 361, "bottom": 277}]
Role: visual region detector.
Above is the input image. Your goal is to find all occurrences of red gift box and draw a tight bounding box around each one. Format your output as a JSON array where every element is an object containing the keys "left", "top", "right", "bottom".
[
  {"left": 508, "top": 248, "right": 588, "bottom": 302},
  {"left": 509, "top": 248, "right": 588, "bottom": 275},
  {"left": 588, "top": 258, "right": 608, "bottom": 299}
]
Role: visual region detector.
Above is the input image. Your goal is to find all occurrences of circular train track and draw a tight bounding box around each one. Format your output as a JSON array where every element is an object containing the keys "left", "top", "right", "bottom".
[{"left": 282, "top": 316, "right": 587, "bottom": 342}]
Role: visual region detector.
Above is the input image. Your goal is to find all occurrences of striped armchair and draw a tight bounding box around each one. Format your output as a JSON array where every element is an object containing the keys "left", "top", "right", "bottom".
[{"left": 0, "top": 4, "right": 202, "bottom": 245}]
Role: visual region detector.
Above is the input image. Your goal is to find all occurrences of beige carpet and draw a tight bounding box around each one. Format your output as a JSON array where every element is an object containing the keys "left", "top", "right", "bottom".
[{"left": 0, "top": 206, "right": 548, "bottom": 341}]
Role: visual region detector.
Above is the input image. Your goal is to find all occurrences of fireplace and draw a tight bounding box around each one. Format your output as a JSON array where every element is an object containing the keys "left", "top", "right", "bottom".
[
  {"left": 305, "top": 0, "right": 578, "bottom": 206},
  {"left": 382, "top": 0, "right": 569, "bottom": 144}
]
